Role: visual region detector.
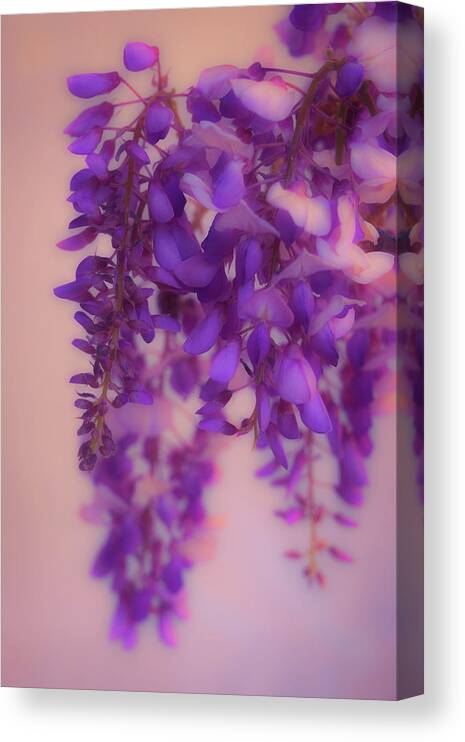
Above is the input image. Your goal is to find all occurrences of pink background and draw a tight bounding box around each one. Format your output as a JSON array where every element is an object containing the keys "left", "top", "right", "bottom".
[{"left": 2, "top": 5, "right": 402, "bottom": 698}]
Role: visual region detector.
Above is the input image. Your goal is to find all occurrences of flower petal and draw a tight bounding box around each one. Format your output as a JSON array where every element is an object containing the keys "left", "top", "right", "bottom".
[
  {"left": 57, "top": 227, "right": 98, "bottom": 251},
  {"left": 212, "top": 159, "right": 244, "bottom": 210},
  {"left": 197, "top": 64, "right": 239, "bottom": 99},
  {"left": 335, "top": 61, "right": 364, "bottom": 98},
  {"left": 267, "top": 182, "right": 331, "bottom": 236},
  {"left": 148, "top": 182, "right": 175, "bottom": 223},
  {"left": 345, "top": 250, "right": 394, "bottom": 284},
  {"left": 299, "top": 394, "right": 332, "bottom": 433},
  {"left": 184, "top": 310, "right": 222, "bottom": 355},
  {"left": 210, "top": 340, "right": 240, "bottom": 384},
  {"left": 231, "top": 77, "right": 298, "bottom": 121},
  {"left": 174, "top": 254, "right": 219, "bottom": 288},
  {"left": 67, "top": 72, "right": 120, "bottom": 98},
  {"left": 123, "top": 42, "right": 159, "bottom": 72},
  {"left": 275, "top": 346, "right": 317, "bottom": 404},
  {"left": 243, "top": 287, "right": 294, "bottom": 328}
]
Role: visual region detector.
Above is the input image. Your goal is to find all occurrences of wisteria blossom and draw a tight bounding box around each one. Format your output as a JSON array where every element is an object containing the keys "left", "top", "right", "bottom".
[{"left": 55, "top": 3, "right": 424, "bottom": 647}]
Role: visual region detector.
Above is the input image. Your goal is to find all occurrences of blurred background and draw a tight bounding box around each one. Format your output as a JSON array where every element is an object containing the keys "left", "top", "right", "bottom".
[{"left": 2, "top": 4, "right": 405, "bottom": 698}]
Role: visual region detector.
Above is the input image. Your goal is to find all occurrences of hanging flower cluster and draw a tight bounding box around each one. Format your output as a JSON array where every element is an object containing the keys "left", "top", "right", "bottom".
[
  {"left": 82, "top": 397, "right": 218, "bottom": 647},
  {"left": 55, "top": 4, "right": 423, "bottom": 647}
]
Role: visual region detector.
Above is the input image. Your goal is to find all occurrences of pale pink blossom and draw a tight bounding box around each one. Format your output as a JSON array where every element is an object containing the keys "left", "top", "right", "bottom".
[
  {"left": 231, "top": 76, "right": 299, "bottom": 121},
  {"left": 349, "top": 16, "right": 423, "bottom": 94},
  {"left": 316, "top": 195, "right": 394, "bottom": 284},
  {"left": 190, "top": 121, "right": 254, "bottom": 160},
  {"left": 196, "top": 64, "right": 239, "bottom": 99},
  {"left": 350, "top": 140, "right": 397, "bottom": 204},
  {"left": 267, "top": 181, "right": 332, "bottom": 236}
]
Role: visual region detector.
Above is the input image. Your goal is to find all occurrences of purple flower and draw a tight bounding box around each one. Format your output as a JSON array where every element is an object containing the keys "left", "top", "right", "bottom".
[
  {"left": 328, "top": 546, "right": 353, "bottom": 563},
  {"left": 170, "top": 357, "right": 199, "bottom": 398},
  {"left": 57, "top": 227, "right": 98, "bottom": 251},
  {"left": 174, "top": 254, "right": 219, "bottom": 288},
  {"left": 67, "top": 71, "right": 120, "bottom": 98},
  {"left": 299, "top": 393, "right": 332, "bottom": 434},
  {"left": 68, "top": 127, "right": 102, "bottom": 155},
  {"left": 57, "top": 9, "right": 423, "bottom": 622},
  {"left": 347, "top": 329, "right": 369, "bottom": 368},
  {"left": 123, "top": 42, "right": 159, "bottom": 71},
  {"left": 256, "top": 384, "right": 272, "bottom": 432},
  {"left": 85, "top": 416, "right": 217, "bottom": 648},
  {"left": 187, "top": 91, "right": 221, "bottom": 123},
  {"left": 184, "top": 310, "right": 222, "bottom": 355},
  {"left": 335, "top": 61, "right": 365, "bottom": 98},
  {"left": 374, "top": 1, "right": 413, "bottom": 21},
  {"left": 65, "top": 102, "right": 114, "bottom": 137},
  {"left": 196, "top": 64, "right": 239, "bottom": 99},
  {"left": 289, "top": 4, "right": 326, "bottom": 32},
  {"left": 162, "top": 556, "right": 185, "bottom": 594},
  {"left": 274, "top": 345, "right": 317, "bottom": 405},
  {"left": 266, "top": 424, "right": 288, "bottom": 469},
  {"left": 210, "top": 340, "right": 240, "bottom": 384},
  {"left": 276, "top": 402, "right": 300, "bottom": 440},
  {"left": 153, "top": 223, "right": 199, "bottom": 271},
  {"left": 290, "top": 281, "right": 315, "bottom": 332},
  {"left": 145, "top": 101, "right": 174, "bottom": 143},
  {"left": 247, "top": 323, "right": 271, "bottom": 370},
  {"left": 243, "top": 287, "right": 294, "bottom": 329},
  {"left": 148, "top": 181, "right": 175, "bottom": 223}
]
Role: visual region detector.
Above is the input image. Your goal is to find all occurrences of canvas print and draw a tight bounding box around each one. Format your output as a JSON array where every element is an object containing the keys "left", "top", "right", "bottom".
[{"left": 1, "top": 2, "right": 424, "bottom": 699}]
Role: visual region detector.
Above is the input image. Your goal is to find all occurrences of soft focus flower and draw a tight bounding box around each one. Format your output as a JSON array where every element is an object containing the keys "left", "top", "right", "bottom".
[
  {"left": 335, "top": 61, "right": 364, "bottom": 98},
  {"left": 349, "top": 16, "right": 423, "bottom": 93},
  {"left": 145, "top": 101, "right": 173, "bottom": 143},
  {"left": 181, "top": 157, "right": 245, "bottom": 212},
  {"left": 350, "top": 140, "right": 397, "bottom": 204},
  {"left": 274, "top": 345, "right": 317, "bottom": 404},
  {"left": 57, "top": 6, "right": 423, "bottom": 611},
  {"left": 184, "top": 310, "right": 222, "bottom": 355},
  {"left": 267, "top": 182, "right": 332, "bottom": 236},
  {"left": 316, "top": 195, "right": 394, "bottom": 284},
  {"left": 190, "top": 121, "right": 254, "bottom": 160},
  {"left": 231, "top": 76, "right": 299, "bottom": 121},
  {"left": 242, "top": 287, "right": 294, "bottom": 328},
  {"left": 299, "top": 393, "right": 332, "bottom": 433},
  {"left": 275, "top": 3, "right": 340, "bottom": 58}
]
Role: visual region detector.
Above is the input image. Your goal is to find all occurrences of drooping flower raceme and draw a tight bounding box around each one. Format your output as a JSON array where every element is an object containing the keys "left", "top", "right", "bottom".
[{"left": 56, "top": 3, "right": 423, "bottom": 646}]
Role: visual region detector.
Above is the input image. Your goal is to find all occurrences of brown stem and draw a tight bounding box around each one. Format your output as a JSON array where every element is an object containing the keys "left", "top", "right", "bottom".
[
  {"left": 285, "top": 59, "right": 342, "bottom": 184},
  {"left": 91, "top": 102, "right": 156, "bottom": 453}
]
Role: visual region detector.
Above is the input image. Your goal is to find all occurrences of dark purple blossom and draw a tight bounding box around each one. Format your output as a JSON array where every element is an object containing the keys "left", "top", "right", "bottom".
[{"left": 335, "top": 61, "right": 365, "bottom": 98}]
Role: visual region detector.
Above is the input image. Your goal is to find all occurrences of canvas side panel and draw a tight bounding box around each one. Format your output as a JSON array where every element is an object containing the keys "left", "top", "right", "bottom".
[{"left": 395, "top": 2, "right": 424, "bottom": 701}]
